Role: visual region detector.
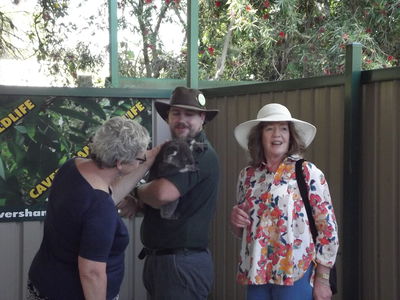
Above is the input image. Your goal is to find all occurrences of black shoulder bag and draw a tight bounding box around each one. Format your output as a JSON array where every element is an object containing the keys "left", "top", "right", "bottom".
[{"left": 295, "top": 159, "right": 338, "bottom": 294}]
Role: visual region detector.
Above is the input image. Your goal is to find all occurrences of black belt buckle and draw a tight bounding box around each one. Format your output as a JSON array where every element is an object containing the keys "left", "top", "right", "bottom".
[{"left": 138, "top": 248, "right": 149, "bottom": 260}]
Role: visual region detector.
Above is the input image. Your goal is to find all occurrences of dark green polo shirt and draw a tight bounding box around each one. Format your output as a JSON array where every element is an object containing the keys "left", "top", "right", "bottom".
[{"left": 140, "top": 131, "right": 220, "bottom": 249}]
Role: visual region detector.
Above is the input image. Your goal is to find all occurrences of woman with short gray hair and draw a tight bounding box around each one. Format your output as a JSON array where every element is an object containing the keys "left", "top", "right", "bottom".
[
  {"left": 90, "top": 116, "right": 150, "bottom": 168},
  {"left": 27, "top": 116, "right": 159, "bottom": 300}
]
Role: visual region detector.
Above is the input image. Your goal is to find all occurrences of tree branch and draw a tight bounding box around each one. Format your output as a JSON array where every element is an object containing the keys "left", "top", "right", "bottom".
[
  {"left": 214, "top": 17, "right": 234, "bottom": 80},
  {"left": 136, "top": 0, "right": 151, "bottom": 77},
  {"left": 151, "top": 2, "right": 170, "bottom": 78},
  {"left": 172, "top": 5, "right": 187, "bottom": 32}
]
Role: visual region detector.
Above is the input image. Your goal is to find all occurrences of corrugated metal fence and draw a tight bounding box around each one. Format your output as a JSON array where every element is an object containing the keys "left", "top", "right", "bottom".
[
  {"left": 360, "top": 79, "right": 400, "bottom": 300},
  {"left": 206, "top": 85, "right": 345, "bottom": 300},
  {"left": 204, "top": 74, "right": 400, "bottom": 300},
  {"left": 0, "top": 218, "right": 146, "bottom": 299}
]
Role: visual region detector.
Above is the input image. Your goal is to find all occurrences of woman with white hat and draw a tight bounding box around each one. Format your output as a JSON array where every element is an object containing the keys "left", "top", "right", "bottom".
[{"left": 230, "top": 103, "right": 339, "bottom": 300}]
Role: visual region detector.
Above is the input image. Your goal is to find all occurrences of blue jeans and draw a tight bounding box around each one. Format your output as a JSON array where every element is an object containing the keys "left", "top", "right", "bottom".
[
  {"left": 143, "top": 249, "right": 213, "bottom": 300},
  {"left": 246, "top": 265, "right": 313, "bottom": 300}
]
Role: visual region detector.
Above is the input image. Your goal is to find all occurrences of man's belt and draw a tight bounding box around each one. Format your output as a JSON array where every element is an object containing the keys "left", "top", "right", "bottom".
[{"left": 138, "top": 247, "right": 206, "bottom": 260}]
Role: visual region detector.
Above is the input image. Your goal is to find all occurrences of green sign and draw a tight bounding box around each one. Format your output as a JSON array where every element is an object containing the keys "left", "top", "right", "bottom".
[{"left": 0, "top": 95, "right": 152, "bottom": 222}]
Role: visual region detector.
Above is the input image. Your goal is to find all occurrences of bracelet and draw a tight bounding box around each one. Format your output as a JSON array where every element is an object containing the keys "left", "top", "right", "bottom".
[
  {"left": 316, "top": 272, "right": 330, "bottom": 280},
  {"left": 133, "top": 186, "right": 140, "bottom": 200}
]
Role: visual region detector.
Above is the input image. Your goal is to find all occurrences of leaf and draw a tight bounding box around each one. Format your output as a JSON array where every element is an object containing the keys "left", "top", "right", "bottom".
[
  {"left": 7, "top": 139, "right": 25, "bottom": 164},
  {"left": 69, "top": 134, "right": 87, "bottom": 144},
  {"left": 14, "top": 125, "right": 27, "bottom": 134},
  {"left": 60, "top": 138, "right": 71, "bottom": 152},
  {"left": 69, "top": 126, "right": 88, "bottom": 136},
  {"left": 2, "top": 175, "right": 23, "bottom": 205},
  {"left": 74, "top": 98, "right": 107, "bottom": 120},
  {"left": 33, "top": 126, "right": 59, "bottom": 150},
  {"left": 111, "top": 108, "right": 127, "bottom": 116},
  {"left": 26, "top": 125, "right": 37, "bottom": 142},
  {"left": 58, "top": 156, "right": 68, "bottom": 165},
  {"left": 48, "top": 107, "right": 101, "bottom": 125},
  {"left": 0, "top": 157, "right": 5, "bottom": 180}
]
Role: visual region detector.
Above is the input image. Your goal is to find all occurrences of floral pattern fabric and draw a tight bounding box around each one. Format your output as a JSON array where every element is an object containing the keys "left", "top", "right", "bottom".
[{"left": 236, "top": 156, "right": 339, "bottom": 286}]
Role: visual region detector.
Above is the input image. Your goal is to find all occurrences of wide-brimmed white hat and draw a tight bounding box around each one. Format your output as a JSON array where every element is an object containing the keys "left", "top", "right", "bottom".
[{"left": 234, "top": 103, "right": 317, "bottom": 150}]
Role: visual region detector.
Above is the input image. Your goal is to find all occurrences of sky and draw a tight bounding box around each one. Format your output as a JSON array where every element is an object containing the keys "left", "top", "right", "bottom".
[
  {"left": 0, "top": 0, "right": 185, "bottom": 87},
  {"left": 0, "top": 0, "right": 110, "bottom": 86},
  {"left": 0, "top": 0, "right": 49, "bottom": 86}
]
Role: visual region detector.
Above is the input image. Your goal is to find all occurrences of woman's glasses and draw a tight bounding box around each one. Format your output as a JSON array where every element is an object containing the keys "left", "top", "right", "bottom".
[{"left": 135, "top": 154, "right": 147, "bottom": 164}]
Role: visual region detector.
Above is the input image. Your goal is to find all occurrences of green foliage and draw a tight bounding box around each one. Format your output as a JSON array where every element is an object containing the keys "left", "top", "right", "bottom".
[
  {"left": 199, "top": 0, "right": 400, "bottom": 81},
  {"left": 25, "top": 0, "right": 107, "bottom": 85},
  {"left": 0, "top": 0, "right": 399, "bottom": 85},
  {"left": 118, "top": 0, "right": 187, "bottom": 79},
  {"left": 0, "top": 156, "right": 5, "bottom": 180}
]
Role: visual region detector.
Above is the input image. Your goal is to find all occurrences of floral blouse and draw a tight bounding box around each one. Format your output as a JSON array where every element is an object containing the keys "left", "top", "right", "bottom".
[{"left": 236, "top": 155, "right": 339, "bottom": 286}]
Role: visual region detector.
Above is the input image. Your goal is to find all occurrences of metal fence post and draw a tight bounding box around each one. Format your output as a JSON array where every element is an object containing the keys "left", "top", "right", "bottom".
[
  {"left": 187, "top": 0, "right": 199, "bottom": 89},
  {"left": 343, "top": 42, "right": 362, "bottom": 300},
  {"left": 108, "top": 0, "right": 120, "bottom": 88}
]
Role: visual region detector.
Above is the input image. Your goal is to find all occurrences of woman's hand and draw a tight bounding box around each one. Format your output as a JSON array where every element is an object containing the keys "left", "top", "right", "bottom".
[
  {"left": 142, "top": 143, "right": 163, "bottom": 168},
  {"left": 231, "top": 204, "right": 250, "bottom": 228},
  {"left": 111, "top": 144, "right": 163, "bottom": 203},
  {"left": 117, "top": 193, "right": 143, "bottom": 218},
  {"left": 313, "top": 278, "right": 332, "bottom": 300},
  {"left": 313, "top": 264, "right": 333, "bottom": 300},
  {"left": 230, "top": 204, "right": 250, "bottom": 238}
]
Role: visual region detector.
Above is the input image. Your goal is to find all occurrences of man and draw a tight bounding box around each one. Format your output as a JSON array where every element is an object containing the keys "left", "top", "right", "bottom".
[{"left": 118, "top": 86, "right": 220, "bottom": 300}]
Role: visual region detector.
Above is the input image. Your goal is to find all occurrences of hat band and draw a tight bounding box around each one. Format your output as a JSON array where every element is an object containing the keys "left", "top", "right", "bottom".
[{"left": 257, "top": 113, "right": 292, "bottom": 120}]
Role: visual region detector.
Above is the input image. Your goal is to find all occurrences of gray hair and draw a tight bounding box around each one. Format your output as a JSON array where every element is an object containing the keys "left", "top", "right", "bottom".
[{"left": 89, "top": 116, "right": 150, "bottom": 168}]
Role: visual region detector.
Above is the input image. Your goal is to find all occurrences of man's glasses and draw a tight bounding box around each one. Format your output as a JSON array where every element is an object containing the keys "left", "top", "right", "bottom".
[{"left": 135, "top": 154, "right": 147, "bottom": 164}]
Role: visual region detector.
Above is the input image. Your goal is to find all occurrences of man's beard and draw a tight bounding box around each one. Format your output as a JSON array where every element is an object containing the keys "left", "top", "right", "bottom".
[{"left": 171, "top": 123, "right": 198, "bottom": 139}]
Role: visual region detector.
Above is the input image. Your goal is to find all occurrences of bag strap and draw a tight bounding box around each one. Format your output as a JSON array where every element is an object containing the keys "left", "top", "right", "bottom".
[{"left": 295, "top": 159, "right": 318, "bottom": 242}]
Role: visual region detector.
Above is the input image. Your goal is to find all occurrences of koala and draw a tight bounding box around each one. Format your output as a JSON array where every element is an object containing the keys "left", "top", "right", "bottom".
[
  {"left": 150, "top": 138, "right": 205, "bottom": 219},
  {"left": 151, "top": 139, "right": 199, "bottom": 177}
]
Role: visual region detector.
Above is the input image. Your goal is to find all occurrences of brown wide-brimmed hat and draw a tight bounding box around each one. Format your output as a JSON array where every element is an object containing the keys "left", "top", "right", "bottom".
[{"left": 154, "top": 86, "right": 219, "bottom": 122}]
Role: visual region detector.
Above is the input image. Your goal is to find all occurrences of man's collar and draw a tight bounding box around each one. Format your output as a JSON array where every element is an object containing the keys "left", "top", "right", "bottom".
[{"left": 193, "top": 130, "right": 206, "bottom": 142}]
